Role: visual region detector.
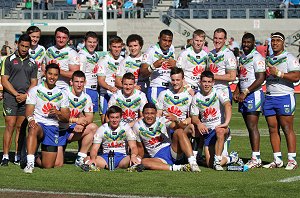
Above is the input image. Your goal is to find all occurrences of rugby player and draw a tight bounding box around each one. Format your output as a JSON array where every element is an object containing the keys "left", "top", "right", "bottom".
[
  {"left": 233, "top": 33, "right": 266, "bottom": 168},
  {"left": 262, "top": 32, "right": 300, "bottom": 170},
  {"left": 24, "top": 63, "right": 69, "bottom": 173}
]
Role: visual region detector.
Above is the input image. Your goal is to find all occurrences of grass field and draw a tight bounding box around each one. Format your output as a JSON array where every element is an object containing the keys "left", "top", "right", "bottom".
[{"left": 0, "top": 100, "right": 300, "bottom": 197}]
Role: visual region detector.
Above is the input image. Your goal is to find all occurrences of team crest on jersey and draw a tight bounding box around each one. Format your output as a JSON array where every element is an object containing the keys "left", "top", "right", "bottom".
[
  {"left": 142, "top": 53, "right": 148, "bottom": 62},
  {"left": 203, "top": 107, "right": 217, "bottom": 119},
  {"left": 247, "top": 103, "right": 253, "bottom": 110},
  {"left": 167, "top": 106, "right": 182, "bottom": 117},
  {"left": 285, "top": 107, "right": 290, "bottom": 113}
]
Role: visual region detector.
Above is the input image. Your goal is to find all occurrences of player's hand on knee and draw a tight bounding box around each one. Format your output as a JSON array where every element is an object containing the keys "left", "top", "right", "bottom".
[{"left": 197, "top": 123, "right": 208, "bottom": 135}]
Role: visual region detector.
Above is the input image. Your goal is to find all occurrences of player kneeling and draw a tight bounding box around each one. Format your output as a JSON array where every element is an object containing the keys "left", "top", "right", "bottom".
[
  {"left": 24, "top": 63, "right": 70, "bottom": 173},
  {"left": 56, "top": 71, "right": 98, "bottom": 167},
  {"left": 191, "top": 71, "right": 240, "bottom": 171},
  {"left": 133, "top": 103, "right": 200, "bottom": 172},
  {"left": 88, "top": 106, "right": 140, "bottom": 169}
]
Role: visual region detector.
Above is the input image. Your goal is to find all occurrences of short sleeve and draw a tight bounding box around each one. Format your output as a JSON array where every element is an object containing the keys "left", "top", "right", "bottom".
[
  {"left": 60, "top": 91, "right": 70, "bottom": 109},
  {"left": 68, "top": 50, "right": 80, "bottom": 66},
  {"left": 125, "top": 125, "right": 137, "bottom": 141},
  {"left": 287, "top": 55, "right": 300, "bottom": 72},
  {"left": 254, "top": 57, "right": 266, "bottom": 73},
  {"left": 84, "top": 95, "right": 94, "bottom": 113},
  {"left": 225, "top": 51, "right": 237, "bottom": 70},
  {"left": 93, "top": 126, "right": 104, "bottom": 144},
  {"left": 141, "top": 47, "right": 154, "bottom": 66},
  {"left": 190, "top": 94, "right": 200, "bottom": 116},
  {"left": 26, "top": 86, "right": 37, "bottom": 105},
  {"left": 97, "top": 57, "right": 107, "bottom": 76},
  {"left": 1, "top": 57, "right": 10, "bottom": 76},
  {"left": 132, "top": 122, "right": 142, "bottom": 142},
  {"left": 156, "top": 91, "right": 165, "bottom": 110}
]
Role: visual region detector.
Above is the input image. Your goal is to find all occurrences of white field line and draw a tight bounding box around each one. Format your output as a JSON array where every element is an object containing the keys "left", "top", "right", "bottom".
[
  {"left": 0, "top": 188, "right": 167, "bottom": 198},
  {"left": 278, "top": 176, "right": 300, "bottom": 183}
]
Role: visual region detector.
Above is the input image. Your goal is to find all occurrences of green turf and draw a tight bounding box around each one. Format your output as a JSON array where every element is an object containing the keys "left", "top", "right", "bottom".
[{"left": 0, "top": 100, "right": 299, "bottom": 197}]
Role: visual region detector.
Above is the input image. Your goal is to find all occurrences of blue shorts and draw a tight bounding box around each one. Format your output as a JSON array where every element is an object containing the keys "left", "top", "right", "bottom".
[
  {"left": 203, "top": 129, "right": 217, "bottom": 146},
  {"left": 85, "top": 88, "right": 99, "bottom": 112},
  {"left": 39, "top": 122, "right": 59, "bottom": 146},
  {"left": 101, "top": 152, "right": 127, "bottom": 168},
  {"left": 147, "top": 86, "right": 168, "bottom": 104},
  {"left": 57, "top": 124, "right": 76, "bottom": 146},
  {"left": 239, "top": 90, "right": 264, "bottom": 114},
  {"left": 99, "top": 93, "right": 111, "bottom": 115},
  {"left": 153, "top": 145, "right": 176, "bottom": 165},
  {"left": 263, "top": 94, "right": 296, "bottom": 117}
]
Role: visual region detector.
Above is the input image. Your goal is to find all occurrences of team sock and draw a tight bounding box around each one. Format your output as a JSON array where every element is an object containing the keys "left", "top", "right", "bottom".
[
  {"left": 77, "top": 152, "right": 87, "bottom": 158},
  {"left": 252, "top": 151, "right": 261, "bottom": 160},
  {"left": 287, "top": 153, "right": 296, "bottom": 162},
  {"left": 2, "top": 154, "right": 9, "bottom": 160},
  {"left": 27, "top": 154, "right": 35, "bottom": 165},
  {"left": 188, "top": 155, "right": 197, "bottom": 165},
  {"left": 170, "top": 164, "right": 182, "bottom": 171},
  {"left": 273, "top": 152, "right": 282, "bottom": 164}
]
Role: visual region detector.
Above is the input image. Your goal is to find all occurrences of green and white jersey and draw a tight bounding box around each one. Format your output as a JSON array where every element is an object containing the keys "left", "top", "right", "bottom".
[
  {"left": 93, "top": 123, "right": 136, "bottom": 154},
  {"left": 117, "top": 54, "right": 143, "bottom": 82},
  {"left": 266, "top": 51, "right": 300, "bottom": 96},
  {"left": 60, "top": 87, "right": 93, "bottom": 130},
  {"left": 142, "top": 43, "right": 175, "bottom": 87},
  {"left": 108, "top": 89, "right": 147, "bottom": 123},
  {"left": 177, "top": 46, "right": 208, "bottom": 88},
  {"left": 133, "top": 117, "right": 171, "bottom": 157},
  {"left": 29, "top": 44, "right": 46, "bottom": 84},
  {"left": 238, "top": 49, "right": 265, "bottom": 92},
  {"left": 79, "top": 47, "right": 101, "bottom": 90},
  {"left": 157, "top": 88, "right": 192, "bottom": 121},
  {"left": 190, "top": 88, "right": 229, "bottom": 129},
  {"left": 26, "top": 82, "right": 69, "bottom": 127},
  {"left": 45, "top": 46, "right": 80, "bottom": 89},
  {"left": 97, "top": 52, "right": 124, "bottom": 95},
  {"left": 208, "top": 46, "right": 237, "bottom": 90}
]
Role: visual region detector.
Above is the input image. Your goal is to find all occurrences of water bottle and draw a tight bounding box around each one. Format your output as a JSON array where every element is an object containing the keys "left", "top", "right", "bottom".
[
  {"left": 108, "top": 150, "right": 115, "bottom": 171},
  {"left": 227, "top": 165, "right": 249, "bottom": 172}
]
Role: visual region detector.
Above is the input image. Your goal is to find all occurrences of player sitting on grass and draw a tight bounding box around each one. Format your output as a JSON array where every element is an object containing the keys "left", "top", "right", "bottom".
[
  {"left": 24, "top": 63, "right": 69, "bottom": 173},
  {"left": 190, "top": 71, "right": 240, "bottom": 171},
  {"left": 88, "top": 106, "right": 140, "bottom": 169},
  {"left": 133, "top": 103, "right": 200, "bottom": 172},
  {"left": 55, "top": 70, "right": 98, "bottom": 167}
]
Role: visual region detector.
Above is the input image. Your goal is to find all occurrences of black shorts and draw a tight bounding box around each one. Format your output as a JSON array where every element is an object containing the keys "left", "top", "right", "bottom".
[{"left": 3, "top": 94, "right": 25, "bottom": 116}]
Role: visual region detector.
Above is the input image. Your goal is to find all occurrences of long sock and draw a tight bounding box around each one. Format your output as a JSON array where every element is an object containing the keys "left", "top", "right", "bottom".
[
  {"left": 170, "top": 164, "right": 182, "bottom": 171},
  {"left": 188, "top": 155, "right": 197, "bottom": 165},
  {"left": 273, "top": 152, "right": 282, "bottom": 163},
  {"left": 77, "top": 152, "right": 87, "bottom": 158},
  {"left": 27, "top": 154, "right": 35, "bottom": 165},
  {"left": 2, "top": 154, "right": 9, "bottom": 160},
  {"left": 288, "top": 153, "right": 296, "bottom": 162}
]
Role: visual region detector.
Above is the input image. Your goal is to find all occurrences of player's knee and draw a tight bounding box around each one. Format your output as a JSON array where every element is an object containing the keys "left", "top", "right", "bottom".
[
  {"left": 215, "top": 128, "right": 225, "bottom": 138},
  {"left": 87, "top": 123, "right": 98, "bottom": 134}
]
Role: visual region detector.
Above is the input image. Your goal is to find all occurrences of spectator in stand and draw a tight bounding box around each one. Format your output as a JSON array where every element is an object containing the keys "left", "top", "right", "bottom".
[
  {"left": 77, "top": 39, "right": 85, "bottom": 52},
  {"left": 1, "top": 41, "right": 12, "bottom": 56},
  {"left": 290, "top": 0, "right": 300, "bottom": 8},
  {"left": 228, "top": 37, "right": 240, "bottom": 57},
  {"left": 280, "top": 0, "right": 290, "bottom": 8},
  {"left": 256, "top": 42, "right": 268, "bottom": 58}
]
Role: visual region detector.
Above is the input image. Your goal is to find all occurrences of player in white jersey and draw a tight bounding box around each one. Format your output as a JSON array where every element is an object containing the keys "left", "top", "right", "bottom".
[
  {"left": 140, "top": 29, "right": 176, "bottom": 104},
  {"left": 177, "top": 29, "right": 208, "bottom": 93},
  {"left": 262, "top": 32, "right": 300, "bottom": 170},
  {"left": 115, "top": 34, "right": 149, "bottom": 93},
  {"left": 191, "top": 71, "right": 240, "bottom": 171},
  {"left": 89, "top": 106, "right": 140, "bottom": 169},
  {"left": 108, "top": 72, "right": 147, "bottom": 127},
  {"left": 133, "top": 103, "right": 200, "bottom": 172},
  {"left": 56, "top": 71, "right": 98, "bottom": 167},
  {"left": 157, "top": 67, "right": 192, "bottom": 131},
  {"left": 79, "top": 31, "right": 100, "bottom": 113},
  {"left": 233, "top": 33, "right": 266, "bottom": 168},
  {"left": 97, "top": 36, "right": 124, "bottom": 123},
  {"left": 24, "top": 63, "right": 70, "bottom": 173},
  {"left": 26, "top": 26, "right": 46, "bottom": 84},
  {"left": 208, "top": 28, "right": 237, "bottom": 100},
  {"left": 44, "top": 27, "right": 80, "bottom": 90}
]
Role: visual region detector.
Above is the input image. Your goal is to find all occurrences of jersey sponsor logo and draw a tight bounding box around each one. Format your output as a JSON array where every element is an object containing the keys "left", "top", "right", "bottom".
[
  {"left": 167, "top": 106, "right": 182, "bottom": 117},
  {"left": 148, "top": 136, "right": 163, "bottom": 145},
  {"left": 122, "top": 109, "right": 136, "bottom": 120},
  {"left": 239, "top": 66, "right": 247, "bottom": 77},
  {"left": 161, "top": 61, "right": 169, "bottom": 70},
  {"left": 48, "top": 59, "right": 60, "bottom": 67},
  {"left": 193, "top": 66, "right": 204, "bottom": 76},
  {"left": 133, "top": 69, "right": 139, "bottom": 79},
  {"left": 70, "top": 109, "right": 80, "bottom": 118},
  {"left": 107, "top": 141, "right": 125, "bottom": 148},
  {"left": 203, "top": 107, "right": 217, "bottom": 119},
  {"left": 209, "top": 63, "right": 219, "bottom": 74},
  {"left": 266, "top": 67, "right": 271, "bottom": 77},
  {"left": 42, "top": 102, "right": 54, "bottom": 114},
  {"left": 92, "top": 64, "right": 99, "bottom": 74}
]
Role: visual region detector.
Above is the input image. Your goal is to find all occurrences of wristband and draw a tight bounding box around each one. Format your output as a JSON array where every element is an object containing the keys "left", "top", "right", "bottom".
[
  {"left": 148, "top": 64, "right": 155, "bottom": 73},
  {"left": 27, "top": 116, "right": 34, "bottom": 122},
  {"left": 243, "top": 88, "right": 250, "bottom": 95},
  {"left": 276, "top": 70, "right": 284, "bottom": 78}
]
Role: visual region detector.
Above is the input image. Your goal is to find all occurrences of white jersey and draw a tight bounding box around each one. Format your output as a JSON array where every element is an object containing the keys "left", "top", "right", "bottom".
[
  {"left": 26, "top": 82, "right": 69, "bottom": 127},
  {"left": 157, "top": 88, "right": 192, "bottom": 121},
  {"left": 208, "top": 46, "right": 237, "bottom": 89},
  {"left": 132, "top": 117, "right": 171, "bottom": 157},
  {"left": 142, "top": 43, "right": 175, "bottom": 87},
  {"left": 190, "top": 88, "right": 230, "bottom": 129},
  {"left": 93, "top": 123, "right": 136, "bottom": 154},
  {"left": 108, "top": 89, "right": 147, "bottom": 124},
  {"left": 45, "top": 46, "right": 80, "bottom": 89},
  {"left": 97, "top": 53, "right": 124, "bottom": 95},
  {"left": 29, "top": 45, "right": 46, "bottom": 84},
  {"left": 177, "top": 46, "right": 208, "bottom": 88},
  {"left": 266, "top": 51, "right": 300, "bottom": 96},
  {"left": 60, "top": 88, "right": 94, "bottom": 130},
  {"left": 79, "top": 47, "right": 101, "bottom": 90},
  {"left": 238, "top": 49, "right": 265, "bottom": 91},
  {"left": 117, "top": 55, "right": 143, "bottom": 82}
]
